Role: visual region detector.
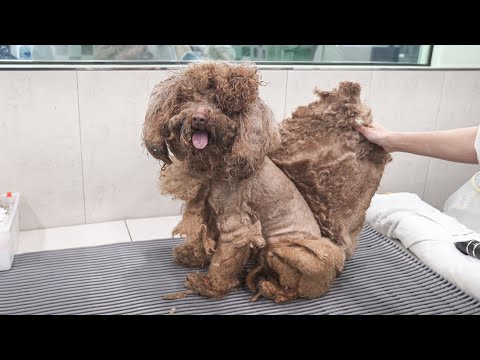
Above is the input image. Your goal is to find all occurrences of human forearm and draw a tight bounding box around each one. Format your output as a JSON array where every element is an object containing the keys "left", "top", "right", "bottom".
[{"left": 386, "top": 127, "right": 478, "bottom": 164}]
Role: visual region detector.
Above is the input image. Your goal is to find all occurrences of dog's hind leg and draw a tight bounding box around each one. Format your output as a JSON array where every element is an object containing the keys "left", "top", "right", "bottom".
[{"left": 254, "top": 238, "right": 345, "bottom": 303}]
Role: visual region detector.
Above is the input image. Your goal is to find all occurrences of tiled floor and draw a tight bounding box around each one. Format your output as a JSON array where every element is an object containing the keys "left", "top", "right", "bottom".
[
  {"left": 17, "top": 215, "right": 182, "bottom": 254},
  {"left": 125, "top": 216, "right": 183, "bottom": 242}
]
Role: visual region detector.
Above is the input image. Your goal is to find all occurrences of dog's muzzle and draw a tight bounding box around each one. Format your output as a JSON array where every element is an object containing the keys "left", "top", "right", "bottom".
[{"left": 191, "top": 109, "right": 209, "bottom": 150}]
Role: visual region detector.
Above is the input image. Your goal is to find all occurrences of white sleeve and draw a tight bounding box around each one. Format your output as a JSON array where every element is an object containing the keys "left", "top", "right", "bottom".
[{"left": 476, "top": 125, "right": 480, "bottom": 164}]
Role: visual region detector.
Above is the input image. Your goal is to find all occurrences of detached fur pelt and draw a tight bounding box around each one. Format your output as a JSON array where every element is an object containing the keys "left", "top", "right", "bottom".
[
  {"left": 142, "top": 61, "right": 391, "bottom": 303},
  {"left": 270, "top": 83, "right": 392, "bottom": 260}
]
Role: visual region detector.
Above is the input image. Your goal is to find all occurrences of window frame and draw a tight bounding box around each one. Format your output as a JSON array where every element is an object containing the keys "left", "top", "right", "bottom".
[{"left": 0, "top": 45, "right": 434, "bottom": 67}]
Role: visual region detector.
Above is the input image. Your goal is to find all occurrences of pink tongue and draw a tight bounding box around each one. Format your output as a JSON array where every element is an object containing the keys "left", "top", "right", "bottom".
[{"left": 192, "top": 131, "right": 209, "bottom": 149}]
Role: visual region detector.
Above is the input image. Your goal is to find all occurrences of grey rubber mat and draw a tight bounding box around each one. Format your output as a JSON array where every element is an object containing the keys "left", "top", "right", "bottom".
[{"left": 0, "top": 225, "right": 479, "bottom": 315}]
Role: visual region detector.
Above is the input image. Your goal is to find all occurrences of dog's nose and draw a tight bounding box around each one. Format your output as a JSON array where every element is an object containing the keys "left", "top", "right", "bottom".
[{"left": 192, "top": 110, "right": 208, "bottom": 126}]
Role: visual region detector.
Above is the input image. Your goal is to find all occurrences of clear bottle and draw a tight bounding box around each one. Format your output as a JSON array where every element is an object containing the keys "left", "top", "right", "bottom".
[
  {"left": 0, "top": 193, "right": 11, "bottom": 223},
  {"left": 0, "top": 192, "right": 14, "bottom": 213},
  {"left": 0, "top": 207, "right": 6, "bottom": 223}
]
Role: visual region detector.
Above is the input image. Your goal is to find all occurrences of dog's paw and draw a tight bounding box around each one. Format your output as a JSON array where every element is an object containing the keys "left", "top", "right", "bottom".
[
  {"left": 199, "top": 224, "right": 216, "bottom": 255},
  {"left": 172, "top": 221, "right": 186, "bottom": 237},
  {"left": 202, "top": 236, "right": 216, "bottom": 255},
  {"left": 250, "top": 235, "right": 266, "bottom": 249},
  {"left": 255, "top": 279, "right": 299, "bottom": 304},
  {"left": 173, "top": 241, "right": 211, "bottom": 268},
  {"left": 184, "top": 272, "right": 231, "bottom": 298}
]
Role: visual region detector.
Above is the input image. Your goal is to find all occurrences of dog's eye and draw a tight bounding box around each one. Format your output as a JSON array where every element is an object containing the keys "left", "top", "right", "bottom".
[
  {"left": 176, "top": 117, "right": 186, "bottom": 129},
  {"left": 221, "top": 107, "right": 236, "bottom": 116},
  {"left": 207, "top": 77, "right": 214, "bottom": 89},
  {"left": 176, "top": 118, "right": 184, "bottom": 128},
  {"left": 169, "top": 115, "right": 185, "bottom": 132}
]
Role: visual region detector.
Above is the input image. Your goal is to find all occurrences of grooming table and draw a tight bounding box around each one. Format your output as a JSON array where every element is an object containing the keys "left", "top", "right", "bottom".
[{"left": 0, "top": 225, "right": 479, "bottom": 315}]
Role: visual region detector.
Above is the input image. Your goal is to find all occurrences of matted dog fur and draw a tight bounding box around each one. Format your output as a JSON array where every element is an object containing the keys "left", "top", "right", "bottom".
[{"left": 142, "top": 61, "right": 390, "bottom": 303}]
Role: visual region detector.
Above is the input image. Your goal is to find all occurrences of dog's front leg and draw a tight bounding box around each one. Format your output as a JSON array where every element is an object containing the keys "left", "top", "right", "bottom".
[
  {"left": 185, "top": 213, "right": 265, "bottom": 298},
  {"left": 172, "top": 195, "right": 214, "bottom": 269}
]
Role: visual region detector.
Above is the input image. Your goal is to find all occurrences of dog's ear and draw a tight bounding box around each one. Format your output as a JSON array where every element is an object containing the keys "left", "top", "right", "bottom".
[
  {"left": 226, "top": 100, "right": 280, "bottom": 180},
  {"left": 142, "top": 77, "right": 178, "bottom": 165},
  {"left": 214, "top": 63, "right": 260, "bottom": 113}
]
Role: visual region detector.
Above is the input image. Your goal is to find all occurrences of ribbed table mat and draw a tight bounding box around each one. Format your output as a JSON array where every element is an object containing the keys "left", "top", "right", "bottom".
[{"left": 0, "top": 225, "right": 478, "bottom": 314}]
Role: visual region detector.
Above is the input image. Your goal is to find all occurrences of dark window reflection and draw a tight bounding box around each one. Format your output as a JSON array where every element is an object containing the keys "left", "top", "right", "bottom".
[{"left": 0, "top": 45, "right": 430, "bottom": 65}]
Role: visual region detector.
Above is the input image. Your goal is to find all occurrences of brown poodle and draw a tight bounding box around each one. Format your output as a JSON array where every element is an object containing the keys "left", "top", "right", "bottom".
[{"left": 142, "top": 62, "right": 390, "bottom": 303}]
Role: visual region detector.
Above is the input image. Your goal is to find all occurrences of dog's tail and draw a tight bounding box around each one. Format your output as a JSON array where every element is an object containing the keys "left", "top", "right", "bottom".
[{"left": 269, "top": 82, "right": 391, "bottom": 259}]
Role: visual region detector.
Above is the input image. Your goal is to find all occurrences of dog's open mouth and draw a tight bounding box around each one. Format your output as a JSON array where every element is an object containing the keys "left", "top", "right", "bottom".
[{"left": 192, "top": 130, "right": 209, "bottom": 150}]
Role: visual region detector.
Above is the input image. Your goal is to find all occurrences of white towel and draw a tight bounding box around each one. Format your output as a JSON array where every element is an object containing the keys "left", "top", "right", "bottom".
[{"left": 366, "top": 192, "right": 480, "bottom": 300}]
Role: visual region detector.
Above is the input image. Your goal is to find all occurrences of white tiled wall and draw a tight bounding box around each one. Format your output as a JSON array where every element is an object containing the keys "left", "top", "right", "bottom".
[
  {"left": 422, "top": 71, "right": 480, "bottom": 209},
  {"left": 258, "top": 70, "right": 288, "bottom": 122},
  {"left": 0, "top": 71, "right": 84, "bottom": 230},
  {"left": 1, "top": 68, "right": 479, "bottom": 230},
  {"left": 369, "top": 71, "right": 445, "bottom": 195},
  {"left": 77, "top": 70, "right": 182, "bottom": 224}
]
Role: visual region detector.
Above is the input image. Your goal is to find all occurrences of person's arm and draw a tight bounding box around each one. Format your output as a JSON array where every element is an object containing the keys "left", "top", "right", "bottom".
[{"left": 354, "top": 122, "right": 479, "bottom": 164}]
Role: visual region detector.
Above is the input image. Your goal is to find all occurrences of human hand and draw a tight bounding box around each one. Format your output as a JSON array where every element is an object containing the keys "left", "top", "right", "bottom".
[{"left": 354, "top": 121, "right": 395, "bottom": 153}]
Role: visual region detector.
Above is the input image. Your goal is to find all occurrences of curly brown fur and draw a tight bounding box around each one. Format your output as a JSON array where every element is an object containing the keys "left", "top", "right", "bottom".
[
  {"left": 270, "top": 82, "right": 391, "bottom": 259},
  {"left": 143, "top": 61, "right": 279, "bottom": 179},
  {"left": 249, "top": 238, "right": 345, "bottom": 303},
  {"left": 159, "top": 158, "right": 217, "bottom": 268},
  {"left": 143, "top": 62, "right": 388, "bottom": 303}
]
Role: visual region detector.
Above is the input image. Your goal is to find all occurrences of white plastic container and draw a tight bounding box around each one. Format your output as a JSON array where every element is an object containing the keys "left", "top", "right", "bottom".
[
  {"left": 0, "top": 192, "right": 20, "bottom": 271},
  {"left": 444, "top": 172, "right": 480, "bottom": 232}
]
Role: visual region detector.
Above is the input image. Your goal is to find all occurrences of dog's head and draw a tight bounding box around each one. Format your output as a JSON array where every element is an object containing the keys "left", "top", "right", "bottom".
[{"left": 143, "top": 61, "right": 279, "bottom": 180}]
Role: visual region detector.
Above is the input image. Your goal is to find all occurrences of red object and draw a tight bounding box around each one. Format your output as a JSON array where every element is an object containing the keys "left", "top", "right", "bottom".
[{"left": 6, "top": 192, "right": 12, "bottom": 198}]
